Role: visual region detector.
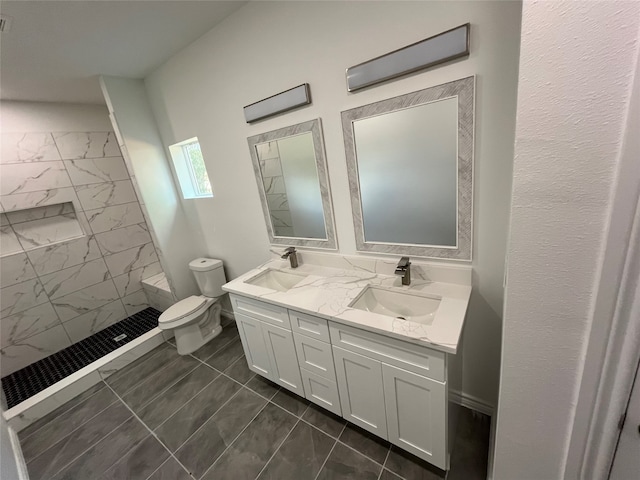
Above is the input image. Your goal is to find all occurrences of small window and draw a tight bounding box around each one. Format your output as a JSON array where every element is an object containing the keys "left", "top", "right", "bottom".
[{"left": 168, "top": 137, "right": 213, "bottom": 199}]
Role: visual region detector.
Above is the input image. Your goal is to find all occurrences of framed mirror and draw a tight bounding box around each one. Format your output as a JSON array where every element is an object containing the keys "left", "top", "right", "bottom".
[
  {"left": 341, "top": 76, "right": 474, "bottom": 260},
  {"left": 247, "top": 118, "right": 337, "bottom": 249}
]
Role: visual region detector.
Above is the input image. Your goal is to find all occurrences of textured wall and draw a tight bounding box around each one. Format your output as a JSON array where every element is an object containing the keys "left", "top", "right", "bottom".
[
  {"left": 494, "top": 1, "right": 640, "bottom": 478},
  {"left": 0, "top": 102, "right": 164, "bottom": 376},
  {"left": 145, "top": 0, "right": 523, "bottom": 408}
]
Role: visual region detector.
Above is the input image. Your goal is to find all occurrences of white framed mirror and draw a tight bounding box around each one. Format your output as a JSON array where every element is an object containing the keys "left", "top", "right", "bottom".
[
  {"left": 341, "top": 76, "right": 474, "bottom": 260},
  {"left": 247, "top": 118, "right": 337, "bottom": 249}
]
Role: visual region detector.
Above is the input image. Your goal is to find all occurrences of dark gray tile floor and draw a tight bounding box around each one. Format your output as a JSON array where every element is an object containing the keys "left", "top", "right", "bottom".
[{"left": 19, "top": 324, "right": 491, "bottom": 480}]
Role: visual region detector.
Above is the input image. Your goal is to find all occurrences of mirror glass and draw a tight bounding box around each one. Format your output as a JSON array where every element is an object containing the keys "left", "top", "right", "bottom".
[
  {"left": 255, "top": 132, "right": 326, "bottom": 239},
  {"left": 353, "top": 97, "right": 458, "bottom": 246},
  {"left": 247, "top": 118, "right": 337, "bottom": 250},
  {"left": 342, "top": 76, "right": 474, "bottom": 260}
]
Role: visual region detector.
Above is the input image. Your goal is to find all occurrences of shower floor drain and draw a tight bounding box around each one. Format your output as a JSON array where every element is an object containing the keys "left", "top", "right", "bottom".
[{"left": 1, "top": 307, "right": 161, "bottom": 409}]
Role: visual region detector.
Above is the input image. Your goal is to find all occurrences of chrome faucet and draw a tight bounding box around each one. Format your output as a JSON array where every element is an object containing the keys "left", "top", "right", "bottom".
[
  {"left": 395, "top": 256, "right": 411, "bottom": 285},
  {"left": 281, "top": 247, "right": 299, "bottom": 269}
]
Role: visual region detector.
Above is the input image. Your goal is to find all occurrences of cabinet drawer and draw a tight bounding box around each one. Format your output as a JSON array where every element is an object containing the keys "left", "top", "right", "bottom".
[
  {"left": 329, "top": 323, "right": 445, "bottom": 382},
  {"left": 230, "top": 294, "right": 290, "bottom": 329},
  {"left": 293, "top": 333, "right": 336, "bottom": 381},
  {"left": 301, "top": 368, "right": 342, "bottom": 417},
  {"left": 289, "top": 311, "right": 330, "bottom": 342}
]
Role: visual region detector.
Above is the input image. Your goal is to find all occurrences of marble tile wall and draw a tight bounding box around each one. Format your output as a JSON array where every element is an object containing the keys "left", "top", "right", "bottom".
[
  {"left": 141, "top": 272, "right": 175, "bottom": 312},
  {"left": 0, "top": 131, "right": 168, "bottom": 377}
]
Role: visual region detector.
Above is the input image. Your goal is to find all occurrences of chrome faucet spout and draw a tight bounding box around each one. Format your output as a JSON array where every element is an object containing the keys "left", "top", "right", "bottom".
[
  {"left": 281, "top": 247, "right": 299, "bottom": 269},
  {"left": 395, "top": 256, "right": 411, "bottom": 285}
]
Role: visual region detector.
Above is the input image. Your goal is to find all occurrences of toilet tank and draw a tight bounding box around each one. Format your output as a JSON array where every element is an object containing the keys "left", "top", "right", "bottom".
[{"left": 188, "top": 258, "right": 226, "bottom": 298}]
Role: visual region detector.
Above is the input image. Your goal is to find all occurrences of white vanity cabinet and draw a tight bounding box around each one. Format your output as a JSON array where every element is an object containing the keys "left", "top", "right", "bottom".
[
  {"left": 231, "top": 295, "right": 304, "bottom": 395},
  {"left": 230, "top": 293, "right": 450, "bottom": 471},
  {"left": 330, "top": 322, "right": 448, "bottom": 469}
]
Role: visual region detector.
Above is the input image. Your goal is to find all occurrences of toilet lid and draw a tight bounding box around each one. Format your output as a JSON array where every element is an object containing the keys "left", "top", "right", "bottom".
[{"left": 159, "top": 296, "right": 208, "bottom": 323}]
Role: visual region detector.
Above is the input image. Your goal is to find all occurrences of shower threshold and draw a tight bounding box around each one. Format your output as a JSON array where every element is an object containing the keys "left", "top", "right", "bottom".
[{"left": 2, "top": 308, "right": 163, "bottom": 430}]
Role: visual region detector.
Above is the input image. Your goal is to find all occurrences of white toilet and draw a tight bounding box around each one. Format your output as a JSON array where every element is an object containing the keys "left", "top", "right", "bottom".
[{"left": 158, "top": 258, "right": 227, "bottom": 355}]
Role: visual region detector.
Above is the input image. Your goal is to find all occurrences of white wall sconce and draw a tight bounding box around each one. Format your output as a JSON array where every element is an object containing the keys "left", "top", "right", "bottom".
[
  {"left": 243, "top": 84, "right": 311, "bottom": 123},
  {"left": 346, "top": 24, "right": 470, "bottom": 92}
]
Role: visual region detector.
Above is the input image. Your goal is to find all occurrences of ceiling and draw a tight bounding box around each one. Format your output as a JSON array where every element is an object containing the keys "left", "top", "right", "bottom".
[{"left": 0, "top": 0, "right": 248, "bottom": 104}]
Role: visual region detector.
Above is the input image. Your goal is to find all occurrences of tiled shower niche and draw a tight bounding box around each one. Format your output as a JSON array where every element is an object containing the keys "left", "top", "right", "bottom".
[
  {"left": 0, "top": 131, "right": 171, "bottom": 378},
  {"left": 1, "top": 202, "right": 84, "bottom": 254}
]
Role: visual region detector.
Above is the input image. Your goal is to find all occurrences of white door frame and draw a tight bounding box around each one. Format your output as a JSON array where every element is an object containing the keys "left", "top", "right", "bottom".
[
  {"left": 564, "top": 44, "right": 640, "bottom": 478},
  {"left": 564, "top": 168, "right": 640, "bottom": 479}
]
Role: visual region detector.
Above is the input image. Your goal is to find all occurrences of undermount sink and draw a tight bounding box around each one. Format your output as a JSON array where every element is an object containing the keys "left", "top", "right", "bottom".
[
  {"left": 349, "top": 285, "right": 441, "bottom": 325},
  {"left": 245, "top": 269, "right": 307, "bottom": 292}
]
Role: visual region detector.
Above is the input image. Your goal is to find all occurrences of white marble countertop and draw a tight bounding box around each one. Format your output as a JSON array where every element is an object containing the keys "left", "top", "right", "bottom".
[{"left": 222, "top": 257, "right": 471, "bottom": 354}]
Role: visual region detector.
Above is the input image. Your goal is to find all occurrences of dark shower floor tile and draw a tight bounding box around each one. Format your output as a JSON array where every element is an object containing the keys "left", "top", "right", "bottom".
[{"left": 1, "top": 307, "right": 161, "bottom": 409}]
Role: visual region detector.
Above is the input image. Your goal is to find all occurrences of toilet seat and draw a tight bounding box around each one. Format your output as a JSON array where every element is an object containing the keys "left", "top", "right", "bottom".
[{"left": 158, "top": 295, "right": 215, "bottom": 330}]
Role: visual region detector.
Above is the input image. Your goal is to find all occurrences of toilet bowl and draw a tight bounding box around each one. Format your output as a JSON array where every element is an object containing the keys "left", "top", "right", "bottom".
[{"left": 158, "top": 258, "right": 227, "bottom": 355}]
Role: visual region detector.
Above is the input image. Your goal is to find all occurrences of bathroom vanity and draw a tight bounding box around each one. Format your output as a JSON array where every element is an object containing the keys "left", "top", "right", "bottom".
[{"left": 222, "top": 255, "right": 471, "bottom": 471}]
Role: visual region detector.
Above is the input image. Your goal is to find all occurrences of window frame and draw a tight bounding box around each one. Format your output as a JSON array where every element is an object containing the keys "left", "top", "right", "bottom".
[{"left": 168, "top": 137, "right": 213, "bottom": 200}]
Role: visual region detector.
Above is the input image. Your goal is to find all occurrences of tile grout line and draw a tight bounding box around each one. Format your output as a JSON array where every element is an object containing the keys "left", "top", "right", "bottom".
[
  {"left": 378, "top": 448, "right": 392, "bottom": 480},
  {"left": 140, "top": 367, "right": 222, "bottom": 430},
  {"left": 173, "top": 338, "right": 398, "bottom": 475},
  {"left": 22, "top": 391, "right": 122, "bottom": 467},
  {"left": 143, "top": 456, "right": 195, "bottom": 480},
  {"left": 312, "top": 423, "right": 347, "bottom": 480},
  {"left": 103, "top": 381, "right": 194, "bottom": 479},
  {"left": 253, "top": 417, "right": 302, "bottom": 480},
  {"left": 131, "top": 355, "right": 222, "bottom": 414},
  {"left": 334, "top": 439, "right": 390, "bottom": 469},
  {"left": 267, "top": 394, "right": 310, "bottom": 419},
  {"left": 142, "top": 457, "right": 179, "bottom": 480},
  {"left": 168, "top": 383, "right": 252, "bottom": 455},
  {"left": 313, "top": 438, "right": 339, "bottom": 480},
  {"left": 17, "top": 383, "right": 111, "bottom": 443},
  {"left": 117, "top": 354, "right": 200, "bottom": 408},
  {"left": 28, "top": 382, "right": 133, "bottom": 479},
  {"left": 26, "top": 413, "right": 125, "bottom": 474},
  {"left": 197, "top": 401, "right": 272, "bottom": 480}
]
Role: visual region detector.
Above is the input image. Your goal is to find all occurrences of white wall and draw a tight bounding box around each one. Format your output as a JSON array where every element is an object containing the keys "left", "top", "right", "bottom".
[
  {"left": 144, "top": 1, "right": 522, "bottom": 406},
  {"left": 100, "top": 76, "right": 206, "bottom": 299},
  {"left": 1, "top": 101, "right": 112, "bottom": 132},
  {"left": 494, "top": 2, "right": 640, "bottom": 479}
]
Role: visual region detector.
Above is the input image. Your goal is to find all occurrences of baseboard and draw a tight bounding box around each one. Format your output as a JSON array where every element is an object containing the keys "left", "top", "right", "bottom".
[{"left": 449, "top": 389, "right": 494, "bottom": 417}]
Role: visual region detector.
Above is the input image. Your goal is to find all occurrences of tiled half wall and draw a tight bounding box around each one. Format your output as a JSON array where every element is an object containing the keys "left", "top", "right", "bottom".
[{"left": 0, "top": 132, "right": 171, "bottom": 376}]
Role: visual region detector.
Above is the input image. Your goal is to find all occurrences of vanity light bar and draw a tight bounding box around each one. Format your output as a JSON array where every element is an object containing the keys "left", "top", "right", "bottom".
[
  {"left": 243, "top": 84, "right": 311, "bottom": 123},
  {"left": 346, "top": 24, "right": 470, "bottom": 92}
]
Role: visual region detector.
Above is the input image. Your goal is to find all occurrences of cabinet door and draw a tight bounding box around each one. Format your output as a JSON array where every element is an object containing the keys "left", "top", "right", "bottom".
[
  {"left": 333, "top": 346, "right": 387, "bottom": 439},
  {"left": 262, "top": 322, "right": 305, "bottom": 395},
  {"left": 235, "top": 313, "right": 273, "bottom": 379},
  {"left": 382, "top": 363, "right": 446, "bottom": 469}
]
